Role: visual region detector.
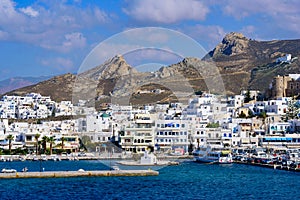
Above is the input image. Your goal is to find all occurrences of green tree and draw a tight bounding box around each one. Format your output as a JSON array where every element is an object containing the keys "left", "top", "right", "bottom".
[
  {"left": 34, "top": 133, "right": 41, "bottom": 155},
  {"left": 248, "top": 110, "right": 254, "bottom": 118},
  {"left": 6, "top": 134, "right": 14, "bottom": 155},
  {"left": 258, "top": 111, "right": 267, "bottom": 119},
  {"left": 41, "top": 136, "right": 48, "bottom": 154},
  {"left": 244, "top": 90, "right": 252, "bottom": 103},
  {"left": 47, "top": 137, "right": 55, "bottom": 155},
  {"left": 285, "top": 99, "right": 300, "bottom": 121},
  {"left": 206, "top": 122, "right": 220, "bottom": 128},
  {"left": 238, "top": 112, "right": 247, "bottom": 118},
  {"left": 61, "top": 136, "right": 66, "bottom": 151}
]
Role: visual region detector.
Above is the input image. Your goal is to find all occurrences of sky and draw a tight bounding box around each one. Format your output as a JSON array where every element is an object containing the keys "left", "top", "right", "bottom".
[{"left": 0, "top": 0, "right": 300, "bottom": 81}]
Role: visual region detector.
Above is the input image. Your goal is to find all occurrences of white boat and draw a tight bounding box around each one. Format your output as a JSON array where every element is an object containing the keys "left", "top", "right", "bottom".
[
  {"left": 1, "top": 168, "right": 17, "bottom": 173},
  {"left": 41, "top": 154, "right": 48, "bottom": 161},
  {"left": 118, "top": 150, "right": 179, "bottom": 166},
  {"left": 49, "top": 155, "right": 61, "bottom": 161},
  {"left": 193, "top": 146, "right": 233, "bottom": 164}
]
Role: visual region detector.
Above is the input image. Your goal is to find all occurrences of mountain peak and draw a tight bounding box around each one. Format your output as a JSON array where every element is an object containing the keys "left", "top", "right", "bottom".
[
  {"left": 207, "top": 32, "right": 250, "bottom": 58},
  {"left": 80, "top": 54, "right": 138, "bottom": 80},
  {"left": 223, "top": 32, "right": 247, "bottom": 42}
]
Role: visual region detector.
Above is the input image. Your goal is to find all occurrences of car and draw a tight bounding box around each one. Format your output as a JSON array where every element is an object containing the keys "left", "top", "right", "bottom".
[{"left": 78, "top": 152, "right": 86, "bottom": 157}]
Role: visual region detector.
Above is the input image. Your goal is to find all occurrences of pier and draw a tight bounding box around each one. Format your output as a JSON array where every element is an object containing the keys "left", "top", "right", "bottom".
[
  {"left": 234, "top": 161, "right": 300, "bottom": 172},
  {"left": 0, "top": 170, "right": 159, "bottom": 179}
]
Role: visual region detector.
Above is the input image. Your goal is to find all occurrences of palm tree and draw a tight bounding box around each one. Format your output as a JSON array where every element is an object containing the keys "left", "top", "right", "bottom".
[
  {"left": 41, "top": 136, "right": 48, "bottom": 154},
  {"left": 61, "top": 136, "right": 66, "bottom": 151},
  {"left": 6, "top": 134, "right": 14, "bottom": 155},
  {"left": 34, "top": 133, "right": 41, "bottom": 155},
  {"left": 47, "top": 137, "right": 55, "bottom": 155}
]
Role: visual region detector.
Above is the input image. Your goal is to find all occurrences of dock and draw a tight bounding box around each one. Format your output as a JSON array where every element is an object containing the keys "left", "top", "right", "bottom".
[
  {"left": 234, "top": 161, "right": 300, "bottom": 172},
  {"left": 0, "top": 170, "right": 159, "bottom": 179}
]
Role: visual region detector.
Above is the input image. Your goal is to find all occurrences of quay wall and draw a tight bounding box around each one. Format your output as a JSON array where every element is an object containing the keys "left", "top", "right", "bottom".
[{"left": 0, "top": 170, "right": 159, "bottom": 179}]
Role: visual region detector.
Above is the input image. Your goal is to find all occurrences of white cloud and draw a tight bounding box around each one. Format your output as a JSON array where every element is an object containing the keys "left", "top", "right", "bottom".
[
  {"left": 40, "top": 57, "right": 74, "bottom": 71},
  {"left": 41, "top": 32, "right": 87, "bottom": 53},
  {"left": 0, "top": 0, "right": 109, "bottom": 52},
  {"left": 19, "top": 6, "right": 39, "bottom": 17},
  {"left": 183, "top": 25, "right": 226, "bottom": 50},
  {"left": 63, "top": 32, "right": 86, "bottom": 49},
  {"left": 0, "top": 0, "right": 16, "bottom": 18},
  {"left": 123, "top": 0, "right": 209, "bottom": 23},
  {"left": 221, "top": 0, "right": 300, "bottom": 34}
]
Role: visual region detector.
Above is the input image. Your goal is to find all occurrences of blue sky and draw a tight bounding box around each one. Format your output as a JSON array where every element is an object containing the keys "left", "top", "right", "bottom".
[{"left": 0, "top": 0, "right": 299, "bottom": 81}]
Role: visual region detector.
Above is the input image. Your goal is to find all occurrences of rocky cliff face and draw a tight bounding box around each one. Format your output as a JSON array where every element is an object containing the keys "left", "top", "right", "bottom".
[
  {"left": 210, "top": 32, "right": 249, "bottom": 57},
  {"left": 4, "top": 32, "right": 300, "bottom": 105},
  {"left": 79, "top": 55, "right": 139, "bottom": 80}
]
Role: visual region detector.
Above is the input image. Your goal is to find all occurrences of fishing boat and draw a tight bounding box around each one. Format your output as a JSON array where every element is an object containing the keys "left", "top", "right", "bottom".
[{"left": 193, "top": 145, "right": 233, "bottom": 164}]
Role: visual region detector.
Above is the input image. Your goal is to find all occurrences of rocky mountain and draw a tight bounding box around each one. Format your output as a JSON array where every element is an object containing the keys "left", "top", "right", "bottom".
[
  {"left": 0, "top": 76, "right": 51, "bottom": 95},
  {"left": 3, "top": 32, "right": 300, "bottom": 105},
  {"left": 204, "top": 32, "right": 300, "bottom": 95}
]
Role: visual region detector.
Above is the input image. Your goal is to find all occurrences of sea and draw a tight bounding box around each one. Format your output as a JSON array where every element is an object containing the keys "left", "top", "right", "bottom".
[{"left": 0, "top": 159, "right": 299, "bottom": 200}]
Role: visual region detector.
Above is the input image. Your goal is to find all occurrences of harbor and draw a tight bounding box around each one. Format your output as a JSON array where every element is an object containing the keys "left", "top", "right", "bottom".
[{"left": 0, "top": 159, "right": 299, "bottom": 200}]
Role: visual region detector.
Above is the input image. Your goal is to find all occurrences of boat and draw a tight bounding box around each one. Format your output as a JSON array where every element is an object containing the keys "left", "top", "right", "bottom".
[
  {"left": 49, "top": 155, "right": 61, "bottom": 161},
  {"left": 41, "top": 154, "right": 48, "bottom": 161},
  {"left": 193, "top": 146, "right": 233, "bottom": 164},
  {"left": 32, "top": 156, "right": 39, "bottom": 161},
  {"left": 118, "top": 150, "right": 179, "bottom": 166},
  {"left": 1, "top": 168, "right": 17, "bottom": 173}
]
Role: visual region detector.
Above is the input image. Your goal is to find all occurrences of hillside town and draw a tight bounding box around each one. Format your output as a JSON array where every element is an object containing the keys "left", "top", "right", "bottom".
[{"left": 1, "top": 74, "right": 300, "bottom": 158}]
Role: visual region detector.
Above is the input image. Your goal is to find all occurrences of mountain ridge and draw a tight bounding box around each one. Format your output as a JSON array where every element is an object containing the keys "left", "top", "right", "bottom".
[{"left": 3, "top": 32, "right": 300, "bottom": 105}]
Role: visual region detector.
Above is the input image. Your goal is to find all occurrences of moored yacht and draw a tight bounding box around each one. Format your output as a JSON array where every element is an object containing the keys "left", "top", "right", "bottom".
[{"left": 193, "top": 145, "right": 232, "bottom": 164}]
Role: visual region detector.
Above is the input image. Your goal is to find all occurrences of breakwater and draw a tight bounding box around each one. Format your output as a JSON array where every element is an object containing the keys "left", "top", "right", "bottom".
[{"left": 0, "top": 169, "right": 159, "bottom": 179}]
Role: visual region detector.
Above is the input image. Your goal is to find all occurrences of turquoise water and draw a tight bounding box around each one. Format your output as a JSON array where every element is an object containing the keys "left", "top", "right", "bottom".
[{"left": 0, "top": 160, "right": 299, "bottom": 200}]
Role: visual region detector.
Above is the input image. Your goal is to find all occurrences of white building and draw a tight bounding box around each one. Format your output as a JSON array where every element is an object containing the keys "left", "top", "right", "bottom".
[{"left": 276, "top": 54, "right": 292, "bottom": 63}]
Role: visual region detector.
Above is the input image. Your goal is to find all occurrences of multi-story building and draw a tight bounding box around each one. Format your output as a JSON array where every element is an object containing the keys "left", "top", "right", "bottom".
[
  {"left": 155, "top": 119, "right": 189, "bottom": 154},
  {"left": 119, "top": 114, "right": 155, "bottom": 153}
]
